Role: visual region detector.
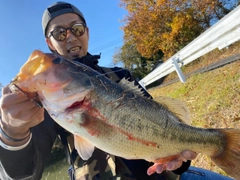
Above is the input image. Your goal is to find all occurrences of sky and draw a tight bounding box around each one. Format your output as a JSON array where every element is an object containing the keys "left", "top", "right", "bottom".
[{"left": 0, "top": 0, "right": 127, "bottom": 86}]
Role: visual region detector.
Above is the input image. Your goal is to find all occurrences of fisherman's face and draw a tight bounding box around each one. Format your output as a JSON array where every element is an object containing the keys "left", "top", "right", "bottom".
[{"left": 46, "top": 13, "right": 89, "bottom": 59}]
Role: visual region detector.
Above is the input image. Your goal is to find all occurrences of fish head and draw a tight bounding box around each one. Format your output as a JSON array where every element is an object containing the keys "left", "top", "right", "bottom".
[{"left": 12, "top": 50, "right": 95, "bottom": 122}]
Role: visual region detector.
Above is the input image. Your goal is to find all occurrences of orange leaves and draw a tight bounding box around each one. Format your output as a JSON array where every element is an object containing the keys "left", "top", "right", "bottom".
[
  {"left": 119, "top": 0, "right": 236, "bottom": 60},
  {"left": 120, "top": 0, "right": 196, "bottom": 58}
]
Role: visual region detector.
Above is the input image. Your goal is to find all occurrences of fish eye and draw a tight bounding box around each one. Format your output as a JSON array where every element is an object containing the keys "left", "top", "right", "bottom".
[{"left": 52, "top": 57, "right": 63, "bottom": 64}]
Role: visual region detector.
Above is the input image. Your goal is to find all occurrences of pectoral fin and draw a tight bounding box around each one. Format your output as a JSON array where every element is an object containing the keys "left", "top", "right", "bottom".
[{"left": 73, "top": 134, "right": 95, "bottom": 160}]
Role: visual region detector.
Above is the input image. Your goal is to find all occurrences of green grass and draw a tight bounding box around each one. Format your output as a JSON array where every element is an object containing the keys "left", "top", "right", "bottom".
[{"left": 148, "top": 48, "right": 240, "bottom": 177}]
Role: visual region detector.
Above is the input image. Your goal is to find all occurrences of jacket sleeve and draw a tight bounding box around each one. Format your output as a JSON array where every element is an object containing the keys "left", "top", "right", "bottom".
[
  {"left": 114, "top": 67, "right": 191, "bottom": 175},
  {"left": 0, "top": 112, "right": 57, "bottom": 180}
]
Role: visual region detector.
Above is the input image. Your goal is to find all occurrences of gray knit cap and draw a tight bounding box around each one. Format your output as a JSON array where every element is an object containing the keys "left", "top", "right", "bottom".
[{"left": 42, "top": 1, "right": 86, "bottom": 37}]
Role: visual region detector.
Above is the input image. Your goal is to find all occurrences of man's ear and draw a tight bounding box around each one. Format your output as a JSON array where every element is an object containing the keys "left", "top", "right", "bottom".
[{"left": 46, "top": 38, "right": 56, "bottom": 51}]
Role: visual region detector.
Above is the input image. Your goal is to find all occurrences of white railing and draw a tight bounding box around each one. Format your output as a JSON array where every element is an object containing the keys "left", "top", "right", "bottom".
[{"left": 139, "top": 5, "right": 240, "bottom": 88}]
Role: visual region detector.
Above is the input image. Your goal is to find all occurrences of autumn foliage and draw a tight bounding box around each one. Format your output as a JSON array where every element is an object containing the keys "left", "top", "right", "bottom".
[{"left": 119, "top": 0, "right": 238, "bottom": 60}]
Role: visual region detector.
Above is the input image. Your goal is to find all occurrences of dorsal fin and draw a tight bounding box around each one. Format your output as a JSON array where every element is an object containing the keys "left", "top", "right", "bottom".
[
  {"left": 119, "top": 78, "right": 145, "bottom": 97},
  {"left": 154, "top": 96, "right": 191, "bottom": 124}
]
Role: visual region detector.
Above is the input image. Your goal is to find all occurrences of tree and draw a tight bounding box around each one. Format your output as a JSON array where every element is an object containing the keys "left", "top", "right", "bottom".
[
  {"left": 113, "top": 0, "right": 238, "bottom": 83},
  {"left": 113, "top": 41, "right": 163, "bottom": 80},
  {"left": 119, "top": 0, "right": 238, "bottom": 59}
]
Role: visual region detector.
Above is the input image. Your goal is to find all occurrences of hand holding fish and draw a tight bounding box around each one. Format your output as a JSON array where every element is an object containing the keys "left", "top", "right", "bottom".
[
  {"left": 0, "top": 85, "right": 44, "bottom": 145},
  {"left": 147, "top": 150, "right": 197, "bottom": 175}
]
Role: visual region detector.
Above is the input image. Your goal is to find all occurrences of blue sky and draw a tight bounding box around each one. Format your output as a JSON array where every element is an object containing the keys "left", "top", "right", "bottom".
[{"left": 0, "top": 0, "right": 127, "bottom": 86}]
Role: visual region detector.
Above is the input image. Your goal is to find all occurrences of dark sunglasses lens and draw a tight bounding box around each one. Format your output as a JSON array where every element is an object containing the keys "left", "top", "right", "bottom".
[
  {"left": 71, "top": 24, "right": 85, "bottom": 36},
  {"left": 52, "top": 28, "right": 67, "bottom": 41}
]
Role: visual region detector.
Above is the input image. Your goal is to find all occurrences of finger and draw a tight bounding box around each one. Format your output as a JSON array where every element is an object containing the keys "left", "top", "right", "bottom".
[
  {"left": 181, "top": 150, "right": 197, "bottom": 160},
  {"left": 6, "top": 90, "right": 39, "bottom": 104},
  {"left": 1, "top": 94, "right": 30, "bottom": 110},
  {"left": 2, "top": 85, "right": 12, "bottom": 95},
  {"left": 8, "top": 102, "right": 44, "bottom": 121},
  {"left": 147, "top": 163, "right": 166, "bottom": 175},
  {"left": 147, "top": 164, "right": 159, "bottom": 175},
  {"left": 166, "top": 160, "right": 182, "bottom": 170},
  {"left": 9, "top": 86, "right": 41, "bottom": 108},
  {"left": 156, "top": 164, "right": 165, "bottom": 174},
  {"left": 20, "top": 106, "right": 44, "bottom": 127},
  {"left": 29, "top": 106, "right": 44, "bottom": 122},
  {"left": 6, "top": 105, "right": 44, "bottom": 128}
]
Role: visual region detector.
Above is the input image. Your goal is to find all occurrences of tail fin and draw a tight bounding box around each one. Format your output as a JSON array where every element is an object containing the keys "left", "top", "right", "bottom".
[{"left": 211, "top": 129, "right": 240, "bottom": 179}]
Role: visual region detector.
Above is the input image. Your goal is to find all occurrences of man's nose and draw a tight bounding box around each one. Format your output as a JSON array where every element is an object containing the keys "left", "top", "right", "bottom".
[{"left": 66, "top": 30, "right": 77, "bottom": 43}]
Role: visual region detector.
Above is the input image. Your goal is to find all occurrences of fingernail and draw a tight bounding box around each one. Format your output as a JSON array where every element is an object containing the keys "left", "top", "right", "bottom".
[
  {"left": 147, "top": 169, "right": 154, "bottom": 176},
  {"left": 156, "top": 165, "right": 163, "bottom": 173},
  {"left": 182, "top": 151, "right": 196, "bottom": 159},
  {"left": 183, "top": 151, "right": 191, "bottom": 158},
  {"left": 166, "top": 162, "right": 175, "bottom": 170}
]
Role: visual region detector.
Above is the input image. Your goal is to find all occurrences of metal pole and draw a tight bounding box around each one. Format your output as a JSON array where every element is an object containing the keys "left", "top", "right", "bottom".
[{"left": 172, "top": 57, "right": 186, "bottom": 83}]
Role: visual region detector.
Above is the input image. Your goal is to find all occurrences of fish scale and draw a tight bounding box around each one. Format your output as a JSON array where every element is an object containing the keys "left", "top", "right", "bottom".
[
  {"left": 11, "top": 50, "right": 240, "bottom": 179},
  {"left": 84, "top": 79, "right": 223, "bottom": 160}
]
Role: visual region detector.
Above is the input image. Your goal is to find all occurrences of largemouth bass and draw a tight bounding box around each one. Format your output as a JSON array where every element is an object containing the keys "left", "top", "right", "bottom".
[{"left": 11, "top": 50, "right": 240, "bottom": 179}]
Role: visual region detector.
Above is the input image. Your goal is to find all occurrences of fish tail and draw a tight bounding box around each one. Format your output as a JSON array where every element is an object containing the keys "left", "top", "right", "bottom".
[{"left": 211, "top": 129, "right": 240, "bottom": 179}]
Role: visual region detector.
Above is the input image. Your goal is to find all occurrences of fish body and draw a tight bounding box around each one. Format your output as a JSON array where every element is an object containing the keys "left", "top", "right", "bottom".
[{"left": 11, "top": 50, "right": 240, "bottom": 179}]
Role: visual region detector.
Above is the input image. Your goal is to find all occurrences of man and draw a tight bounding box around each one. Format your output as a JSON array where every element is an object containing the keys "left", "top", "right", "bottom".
[{"left": 0, "top": 2, "right": 233, "bottom": 180}]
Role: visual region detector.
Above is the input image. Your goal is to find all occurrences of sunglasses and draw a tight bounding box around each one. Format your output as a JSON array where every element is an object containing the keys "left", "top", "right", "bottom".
[{"left": 48, "top": 23, "right": 86, "bottom": 41}]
